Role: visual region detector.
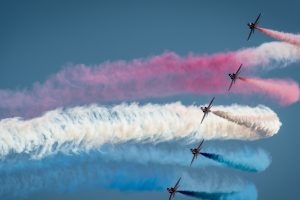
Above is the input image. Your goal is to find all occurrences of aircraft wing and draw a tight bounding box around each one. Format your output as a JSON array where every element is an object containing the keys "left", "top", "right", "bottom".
[
  {"left": 190, "top": 154, "right": 196, "bottom": 166},
  {"left": 247, "top": 29, "right": 254, "bottom": 41},
  {"left": 208, "top": 97, "right": 215, "bottom": 109},
  {"left": 200, "top": 113, "right": 206, "bottom": 124},
  {"left": 236, "top": 64, "right": 243, "bottom": 76},
  {"left": 174, "top": 177, "right": 181, "bottom": 190},
  {"left": 228, "top": 79, "right": 234, "bottom": 91},
  {"left": 254, "top": 13, "right": 261, "bottom": 25},
  {"left": 197, "top": 139, "right": 204, "bottom": 149}
]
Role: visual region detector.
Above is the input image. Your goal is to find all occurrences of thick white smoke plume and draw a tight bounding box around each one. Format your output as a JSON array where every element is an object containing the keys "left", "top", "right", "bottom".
[{"left": 0, "top": 102, "right": 281, "bottom": 159}]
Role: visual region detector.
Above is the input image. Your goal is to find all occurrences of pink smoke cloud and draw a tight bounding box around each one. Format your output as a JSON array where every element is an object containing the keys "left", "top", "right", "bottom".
[
  {"left": 0, "top": 42, "right": 299, "bottom": 118},
  {"left": 257, "top": 27, "right": 300, "bottom": 47}
]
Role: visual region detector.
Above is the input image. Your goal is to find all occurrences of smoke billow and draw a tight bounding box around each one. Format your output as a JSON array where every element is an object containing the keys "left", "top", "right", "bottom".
[
  {"left": 0, "top": 154, "right": 257, "bottom": 199},
  {"left": 0, "top": 160, "right": 173, "bottom": 198},
  {"left": 0, "top": 42, "right": 299, "bottom": 118},
  {"left": 0, "top": 103, "right": 281, "bottom": 159},
  {"left": 0, "top": 143, "right": 271, "bottom": 174}
]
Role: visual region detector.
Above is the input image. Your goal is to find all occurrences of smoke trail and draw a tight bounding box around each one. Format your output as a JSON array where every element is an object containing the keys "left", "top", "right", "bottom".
[
  {"left": 0, "top": 160, "right": 172, "bottom": 198},
  {"left": 212, "top": 104, "right": 281, "bottom": 137},
  {"left": 178, "top": 184, "right": 257, "bottom": 200},
  {"left": 200, "top": 151, "right": 266, "bottom": 172},
  {"left": 202, "top": 146, "right": 271, "bottom": 173},
  {"left": 235, "top": 42, "right": 300, "bottom": 69},
  {"left": 178, "top": 172, "right": 257, "bottom": 200},
  {"left": 0, "top": 103, "right": 281, "bottom": 159},
  {"left": 178, "top": 190, "right": 235, "bottom": 200},
  {"left": 239, "top": 76, "right": 300, "bottom": 106},
  {"left": 257, "top": 27, "right": 300, "bottom": 47},
  {"left": 0, "top": 154, "right": 257, "bottom": 199},
  {"left": 1, "top": 42, "right": 299, "bottom": 118},
  {"left": 0, "top": 143, "right": 271, "bottom": 174}
]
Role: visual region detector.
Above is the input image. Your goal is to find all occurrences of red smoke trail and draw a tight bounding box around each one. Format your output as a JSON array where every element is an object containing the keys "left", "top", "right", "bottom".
[
  {"left": 240, "top": 77, "right": 300, "bottom": 106},
  {"left": 0, "top": 42, "right": 299, "bottom": 118},
  {"left": 257, "top": 27, "right": 300, "bottom": 47}
]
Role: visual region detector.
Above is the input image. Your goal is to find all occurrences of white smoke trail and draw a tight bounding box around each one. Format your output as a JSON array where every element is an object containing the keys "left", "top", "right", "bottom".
[
  {"left": 0, "top": 102, "right": 281, "bottom": 159},
  {"left": 236, "top": 41, "right": 300, "bottom": 70},
  {"left": 212, "top": 104, "right": 281, "bottom": 138}
]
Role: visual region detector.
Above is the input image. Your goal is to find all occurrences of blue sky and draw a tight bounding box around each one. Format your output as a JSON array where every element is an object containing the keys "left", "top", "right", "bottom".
[{"left": 0, "top": 0, "right": 300, "bottom": 199}]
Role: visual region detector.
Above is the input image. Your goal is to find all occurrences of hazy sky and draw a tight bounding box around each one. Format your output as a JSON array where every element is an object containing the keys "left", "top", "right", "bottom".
[{"left": 0, "top": 0, "right": 300, "bottom": 199}]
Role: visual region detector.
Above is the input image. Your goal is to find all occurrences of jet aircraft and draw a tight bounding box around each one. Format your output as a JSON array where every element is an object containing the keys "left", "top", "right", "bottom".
[
  {"left": 190, "top": 139, "right": 204, "bottom": 166},
  {"left": 200, "top": 97, "right": 215, "bottom": 124},
  {"left": 228, "top": 64, "right": 243, "bottom": 91},
  {"left": 247, "top": 13, "right": 261, "bottom": 40},
  {"left": 167, "top": 177, "right": 181, "bottom": 200}
]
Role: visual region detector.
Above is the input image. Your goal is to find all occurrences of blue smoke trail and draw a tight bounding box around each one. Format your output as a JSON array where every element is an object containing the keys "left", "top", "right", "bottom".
[
  {"left": 0, "top": 159, "right": 174, "bottom": 198},
  {"left": 0, "top": 145, "right": 258, "bottom": 199},
  {"left": 0, "top": 155, "right": 256, "bottom": 199},
  {"left": 201, "top": 152, "right": 259, "bottom": 172},
  {"left": 178, "top": 191, "right": 236, "bottom": 200},
  {"left": 0, "top": 161, "right": 257, "bottom": 200},
  {"left": 200, "top": 147, "right": 270, "bottom": 172},
  {"left": 0, "top": 143, "right": 270, "bottom": 174},
  {"left": 178, "top": 183, "right": 257, "bottom": 200}
]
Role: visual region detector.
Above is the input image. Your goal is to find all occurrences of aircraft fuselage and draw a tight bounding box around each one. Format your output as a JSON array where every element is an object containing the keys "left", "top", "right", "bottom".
[
  {"left": 201, "top": 107, "right": 210, "bottom": 113},
  {"left": 229, "top": 73, "right": 236, "bottom": 80},
  {"left": 191, "top": 148, "right": 200, "bottom": 154},
  {"left": 248, "top": 23, "right": 256, "bottom": 30},
  {"left": 167, "top": 188, "right": 176, "bottom": 194}
]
